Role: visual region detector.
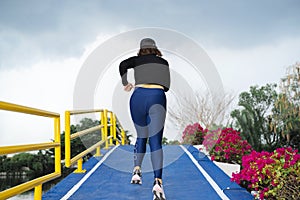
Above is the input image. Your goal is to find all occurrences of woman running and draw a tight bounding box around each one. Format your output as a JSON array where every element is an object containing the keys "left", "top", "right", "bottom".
[{"left": 119, "top": 38, "right": 170, "bottom": 200}]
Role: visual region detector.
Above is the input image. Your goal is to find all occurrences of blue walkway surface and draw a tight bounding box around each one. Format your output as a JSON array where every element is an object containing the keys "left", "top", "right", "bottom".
[{"left": 43, "top": 145, "right": 253, "bottom": 200}]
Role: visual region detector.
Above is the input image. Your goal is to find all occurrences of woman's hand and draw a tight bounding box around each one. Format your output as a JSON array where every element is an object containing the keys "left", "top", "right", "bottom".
[{"left": 124, "top": 83, "right": 134, "bottom": 92}]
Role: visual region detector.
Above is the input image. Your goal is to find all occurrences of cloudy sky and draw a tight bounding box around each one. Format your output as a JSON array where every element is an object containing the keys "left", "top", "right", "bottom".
[{"left": 1, "top": 0, "right": 300, "bottom": 146}]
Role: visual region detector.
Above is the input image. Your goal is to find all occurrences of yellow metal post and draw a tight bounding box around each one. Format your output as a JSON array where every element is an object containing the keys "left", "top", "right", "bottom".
[
  {"left": 95, "top": 112, "right": 104, "bottom": 157},
  {"left": 109, "top": 112, "right": 113, "bottom": 146},
  {"left": 112, "top": 114, "right": 116, "bottom": 141},
  {"left": 95, "top": 146, "right": 102, "bottom": 157},
  {"left": 34, "top": 185, "right": 42, "bottom": 200},
  {"left": 94, "top": 110, "right": 102, "bottom": 156},
  {"left": 113, "top": 114, "right": 119, "bottom": 145},
  {"left": 74, "top": 158, "right": 86, "bottom": 173},
  {"left": 103, "top": 109, "right": 109, "bottom": 149},
  {"left": 101, "top": 111, "right": 105, "bottom": 141},
  {"left": 121, "top": 130, "right": 125, "bottom": 145},
  {"left": 65, "top": 111, "right": 71, "bottom": 168},
  {"left": 54, "top": 116, "right": 61, "bottom": 174}
]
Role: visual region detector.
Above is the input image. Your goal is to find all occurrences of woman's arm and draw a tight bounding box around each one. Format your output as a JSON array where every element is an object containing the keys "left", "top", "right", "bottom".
[
  {"left": 119, "top": 57, "right": 136, "bottom": 92},
  {"left": 119, "top": 57, "right": 135, "bottom": 86}
]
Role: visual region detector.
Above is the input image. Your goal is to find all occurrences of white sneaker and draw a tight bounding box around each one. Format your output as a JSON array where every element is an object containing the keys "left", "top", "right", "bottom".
[
  {"left": 152, "top": 180, "right": 166, "bottom": 200},
  {"left": 130, "top": 168, "right": 142, "bottom": 184}
]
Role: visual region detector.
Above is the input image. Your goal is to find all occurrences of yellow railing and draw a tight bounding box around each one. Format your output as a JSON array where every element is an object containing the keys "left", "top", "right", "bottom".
[
  {"left": 64, "top": 109, "right": 126, "bottom": 173},
  {"left": 0, "top": 101, "right": 61, "bottom": 200}
]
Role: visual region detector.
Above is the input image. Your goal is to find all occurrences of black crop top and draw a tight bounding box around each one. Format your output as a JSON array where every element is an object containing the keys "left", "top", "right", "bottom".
[{"left": 119, "top": 54, "right": 170, "bottom": 92}]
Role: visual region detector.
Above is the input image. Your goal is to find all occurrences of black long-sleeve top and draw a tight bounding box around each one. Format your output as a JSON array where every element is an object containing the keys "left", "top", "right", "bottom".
[{"left": 119, "top": 54, "right": 170, "bottom": 92}]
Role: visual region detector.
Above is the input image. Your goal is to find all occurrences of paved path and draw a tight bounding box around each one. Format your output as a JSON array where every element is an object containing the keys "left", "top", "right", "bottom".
[{"left": 43, "top": 145, "right": 253, "bottom": 200}]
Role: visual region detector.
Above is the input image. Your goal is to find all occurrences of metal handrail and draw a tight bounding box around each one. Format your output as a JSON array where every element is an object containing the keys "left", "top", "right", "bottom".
[
  {"left": 64, "top": 109, "right": 126, "bottom": 172},
  {"left": 0, "top": 101, "right": 61, "bottom": 200},
  {"left": 69, "top": 109, "right": 103, "bottom": 115},
  {"left": 70, "top": 125, "right": 103, "bottom": 139},
  {"left": 0, "top": 101, "right": 60, "bottom": 117},
  {"left": 0, "top": 142, "right": 60, "bottom": 155},
  {"left": 69, "top": 138, "right": 111, "bottom": 165}
]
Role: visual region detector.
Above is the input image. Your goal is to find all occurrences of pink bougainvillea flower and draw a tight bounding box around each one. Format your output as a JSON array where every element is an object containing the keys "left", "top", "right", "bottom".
[
  {"left": 231, "top": 147, "right": 300, "bottom": 199},
  {"left": 207, "top": 128, "right": 252, "bottom": 165}
]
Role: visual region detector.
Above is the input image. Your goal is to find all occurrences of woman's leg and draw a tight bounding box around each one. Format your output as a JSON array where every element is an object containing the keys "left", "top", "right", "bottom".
[
  {"left": 134, "top": 137, "right": 147, "bottom": 167},
  {"left": 130, "top": 88, "right": 167, "bottom": 179},
  {"left": 146, "top": 90, "right": 167, "bottom": 199},
  {"left": 130, "top": 89, "right": 149, "bottom": 168},
  {"left": 147, "top": 90, "right": 166, "bottom": 179},
  {"left": 149, "top": 129, "right": 164, "bottom": 179}
]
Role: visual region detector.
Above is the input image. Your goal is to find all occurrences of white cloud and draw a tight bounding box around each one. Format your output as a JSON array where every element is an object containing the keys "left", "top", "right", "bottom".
[
  {"left": 1, "top": 34, "right": 299, "bottom": 147},
  {"left": 0, "top": 58, "right": 80, "bottom": 146},
  {"left": 1, "top": 1, "right": 300, "bottom": 70},
  {"left": 0, "top": 32, "right": 127, "bottom": 146},
  {"left": 207, "top": 36, "right": 300, "bottom": 95}
]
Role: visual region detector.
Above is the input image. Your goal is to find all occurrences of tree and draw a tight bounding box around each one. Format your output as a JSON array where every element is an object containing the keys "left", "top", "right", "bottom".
[
  {"left": 168, "top": 90, "right": 235, "bottom": 131},
  {"left": 162, "top": 137, "right": 168, "bottom": 145},
  {"left": 54, "top": 118, "right": 101, "bottom": 161},
  {"left": 161, "top": 137, "right": 180, "bottom": 145},
  {"left": 231, "top": 84, "right": 280, "bottom": 151},
  {"left": 75, "top": 118, "right": 101, "bottom": 156},
  {"left": 0, "top": 156, "right": 7, "bottom": 172},
  {"left": 273, "top": 63, "right": 300, "bottom": 150}
]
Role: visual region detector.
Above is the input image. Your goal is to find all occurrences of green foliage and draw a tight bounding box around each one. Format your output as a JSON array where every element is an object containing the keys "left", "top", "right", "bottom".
[
  {"left": 75, "top": 118, "right": 101, "bottom": 149},
  {"left": 0, "top": 151, "right": 54, "bottom": 179},
  {"left": 231, "top": 84, "right": 281, "bottom": 151},
  {"left": 272, "top": 63, "right": 300, "bottom": 151},
  {"left": 161, "top": 137, "right": 180, "bottom": 145},
  {"left": 167, "top": 140, "right": 180, "bottom": 145},
  {"left": 231, "top": 64, "right": 300, "bottom": 152},
  {"left": 162, "top": 137, "right": 168, "bottom": 145},
  {"left": 159, "top": 137, "right": 179, "bottom": 145},
  {"left": 56, "top": 118, "right": 102, "bottom": 161}
]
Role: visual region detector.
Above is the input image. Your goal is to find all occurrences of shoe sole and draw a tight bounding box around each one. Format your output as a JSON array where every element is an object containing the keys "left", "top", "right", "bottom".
[
  {"left": 153, "top": 190, "right": 165, "bottom": 200},
  {"left": 131, "top": 180, "right": 142, "bottom": 184}
]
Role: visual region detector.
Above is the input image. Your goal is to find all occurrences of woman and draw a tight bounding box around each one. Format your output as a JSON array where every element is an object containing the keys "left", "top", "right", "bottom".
[{"left": 119, "top": 38, "right": 170, "bottom": 200}]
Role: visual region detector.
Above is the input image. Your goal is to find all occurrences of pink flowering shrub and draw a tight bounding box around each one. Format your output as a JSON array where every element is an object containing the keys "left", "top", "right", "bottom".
[
  {"left": 202, "top": 128, "right": 222, "bottom": 152},
  {"left": 231, "top": 147, "right": 300, "bottom": 200},
  {"left": 182, "top": 123, "right": 207, "bottom": 145},
  {"left": 209, "top": 128, "right": 252, "bottom": 165}
]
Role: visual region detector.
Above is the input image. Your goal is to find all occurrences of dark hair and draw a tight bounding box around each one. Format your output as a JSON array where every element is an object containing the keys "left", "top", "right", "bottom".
[{"left": 137, "top": 48, "right": 162, "bottom": 57}]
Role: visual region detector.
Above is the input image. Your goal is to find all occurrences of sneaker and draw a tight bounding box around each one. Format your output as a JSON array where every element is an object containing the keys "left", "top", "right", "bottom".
[
  {"left": 152, "top": 179, "right": 166, "bottom": 200},
  {"left": 131, "top": 168, "right": 142, "bottom": 184}
]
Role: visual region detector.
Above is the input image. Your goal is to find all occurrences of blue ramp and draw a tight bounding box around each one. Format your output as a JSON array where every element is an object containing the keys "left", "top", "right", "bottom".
[{"left": 44, "top": 145, "right": 253, "bottom": 200}]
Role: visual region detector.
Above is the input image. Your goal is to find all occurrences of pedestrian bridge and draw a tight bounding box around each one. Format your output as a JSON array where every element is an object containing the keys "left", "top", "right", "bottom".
[
  {"left": 43, "top": 145, "right": 252, "bottom": 200},
  {"left": 0, "top": 101, "right": 253, "bottom": 200}
]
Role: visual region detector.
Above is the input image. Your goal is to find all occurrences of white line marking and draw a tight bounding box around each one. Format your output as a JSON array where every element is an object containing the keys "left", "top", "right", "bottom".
[
  {"left": 179, "top": 145, "right": 230, "bottom": 200},
  {"left": 60, "top": 145, "right": 119, "bottom": 200}
]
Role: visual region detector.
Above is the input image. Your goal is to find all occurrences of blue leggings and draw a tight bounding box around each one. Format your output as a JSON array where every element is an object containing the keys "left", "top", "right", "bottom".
[{"left": 130, "top": 87, "right": 166, "bottom": 179}]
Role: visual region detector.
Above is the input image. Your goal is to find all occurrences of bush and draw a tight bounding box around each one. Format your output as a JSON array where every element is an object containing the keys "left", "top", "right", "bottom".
[
  {"left": 182, "top": 123, "right": 207, "bottom": 145},
  {"left": 202, "top": 128, "right": 222, "bottom": 152},
  {"left": 231, "top": 147, "right": 300, "bottom": 200},
  {"left": 208, "top": 128, "right": 252, "bottom": 165}
]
